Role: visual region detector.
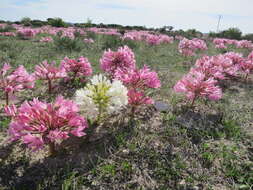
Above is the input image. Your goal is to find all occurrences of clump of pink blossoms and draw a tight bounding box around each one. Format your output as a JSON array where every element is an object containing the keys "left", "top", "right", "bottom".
[
  {"left": 34, "top": 61, "right": 67, "bottom": 94},
  {"left": 100, "top": 46, "right": 136, "bottom": 79},
  {"left": 115, "top": 65, "right": 161, "bottom": 90},
  {"left": 17, "top": 28, "right": 37, "bottom": 39},
  {"left": 173, "top": 70, "right": 222, "bottom": 106},
  {"left": 60, "top": 56, "right": 92, "bottom": 81},
  {"left": 5, "top": 96, "right": 88, "bottom": 155},
  {"left": 115, "top": 65, "right": 161, "bottom": 114},
  {"left": 178, "top": 38, "right": 207, "bottom": 57},
  {"left": 0, "top": 63, "right": 34, "bottom": 105},
  {"left": 101, "top": 46, "right": 161, "bottom": 114},
  {"left": 248, "top": 51, "right": 253, "bottom": 60},
  {"left": 239, "top": 58, "right": 253, "bottom": 80},
  {"left": 194, "top": 54, "right": 239, "bottom": 80}
]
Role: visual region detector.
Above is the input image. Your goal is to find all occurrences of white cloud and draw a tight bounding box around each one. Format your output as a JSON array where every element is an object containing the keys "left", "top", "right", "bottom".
[{"left": 0, "top": 0, "right": 252, "bottom": 33}]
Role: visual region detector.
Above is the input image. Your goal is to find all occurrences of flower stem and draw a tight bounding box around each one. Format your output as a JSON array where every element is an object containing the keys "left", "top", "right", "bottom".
[
  {"left": 131, "top": 106, "right": 136, "bottom": 118},
  {"left": 5, "top": 92, "right": 9, "bottom": 106},
  {"left": 191, "top": 96, "right": 196, "bottom": 107},
  {"left": 48, "top": 79, "right": 52, "bottom": 94},
  {"left": 49, "top": 142, "right": 56, "bottom": 156},
  {"left": 245, "top": 73, "right": 249, "bottom": 82}
]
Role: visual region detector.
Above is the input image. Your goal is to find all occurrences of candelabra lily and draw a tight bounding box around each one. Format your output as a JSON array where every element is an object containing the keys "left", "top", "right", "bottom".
[
  {"left": 75, "top": 74, "right": 128, "bottom": 123},
  {"left": 115, "top": 65, "right": 161, "bottom": 114},
  {"left": 0, "top": 63, "right": 34, "bottom": 105},
  {"left": 173, "top": 69, "right": 222, "bottom": 106},
  {"left": 34, "top": 61, "right": 67, "bottom": 94},
  {"left": 100, "top": 46, "right": 136, "bottom": 79},
  {"left": 60, "top": 56, "right": 92, "bottom": 82},
  {"left": 5, "top": 96, "right": 88, "bottom": 156}
]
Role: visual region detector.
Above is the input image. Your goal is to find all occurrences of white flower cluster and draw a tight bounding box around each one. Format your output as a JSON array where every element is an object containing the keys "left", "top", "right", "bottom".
[{"left": 75, "top": 74, "right": 128, "bottom": 120}]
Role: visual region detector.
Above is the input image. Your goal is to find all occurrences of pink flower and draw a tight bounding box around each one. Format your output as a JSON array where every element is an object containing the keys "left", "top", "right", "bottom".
[
  {"left": 127, "top": 89, "right": 154, "bottom": 106},
  {"left": 60, "top": 56, "right": 92, "bottom": 81},
  {"left": 174, "top": 70, "right": 222, "bottom": 105},
  {"left": 178, "top": 38, "right": 207, "bottom": 56},
  {"left": 100, "top": 46, "right": 136, "bottom": 78},
  {"left": 6, "top": 96, "right": 88, "bottom": 152},
  {"left": 17, "top": 28, "right": 37, "bottom": 39},
  {"left": 4, "top": 104, "right": 17, "bottom": 117},
  {"left": 239, "top": 58, "right": 253, "bottom": 77},
  {"left": 248, "top": 51, "right": 253, "bottom": 60},
  {"left": 115, "top": 65, "right": 161, "bottom": 89},
  {"left": 0, "top": 63, "right": 35, "bottom": 105},
  {"left": 115, "top": 65, "right": 160, "bottom": 112},
  {"left": 194, "top": 54, "right": 239, "bottom": 79},
  {"left": 146, "top": 34, "right": 161, "bottom": 45},
  {"left": 35, "top": 61, "right": 67, "bottom": 93}
]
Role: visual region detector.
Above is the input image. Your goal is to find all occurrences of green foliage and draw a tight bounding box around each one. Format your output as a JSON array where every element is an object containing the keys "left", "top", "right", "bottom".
[
  {"left": 185, "top": 29, "right": 203, "bottom": 38},
  {"left": 47, "top": 17, "right": 67, "bottom": 27},
  {"left": 30, "top": 20, "right": 47, "bottom": 27},
  {"left": 53, "top": 36, "right": 83, "bottom": 52},
  {"left": 100, "top": 164, "right": 116, "bottom": 177},
  {"left": 101, "top": 35, "right": 123, "bottom": 50},
  {"left": 222, "top": 27, "right": 242, "bottom": 40},
  {"left": 209, "top": 27, "right": 242, "bottom": 40},
  {"left": 21, "top": 17, "right": 31, "bottom": 26},
  {"left": 85, "top": 31, "right": 96, "bottom": 40},
  {"left": 242, "top": 33, "right": 253, "bottom": 42}
]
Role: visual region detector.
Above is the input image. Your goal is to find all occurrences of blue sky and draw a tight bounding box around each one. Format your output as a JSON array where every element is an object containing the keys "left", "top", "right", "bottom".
[{"left": 0, "top": 0, "right": 252, "bottom": 33}]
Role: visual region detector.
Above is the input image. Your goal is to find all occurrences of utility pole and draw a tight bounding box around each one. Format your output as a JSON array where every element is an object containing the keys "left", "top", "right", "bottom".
[{"left": 217, "top": 15, "right": 222, "bottom": 33}]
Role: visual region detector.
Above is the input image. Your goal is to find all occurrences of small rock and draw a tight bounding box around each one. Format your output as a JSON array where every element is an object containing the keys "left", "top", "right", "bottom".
[
  {"left": 122, "top": 149, "right": 130, "bottom": 154},
  {"left": 154, "top": 101, "right": 170, "bottom": 112}
]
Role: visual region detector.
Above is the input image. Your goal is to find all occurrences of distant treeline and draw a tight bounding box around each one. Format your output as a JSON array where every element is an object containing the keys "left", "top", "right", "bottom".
[{"left": 0, "top": 17, "right": 252, "bottom": 41}]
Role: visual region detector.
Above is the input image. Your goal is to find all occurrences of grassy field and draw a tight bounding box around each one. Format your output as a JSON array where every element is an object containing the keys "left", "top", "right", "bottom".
[{"left": 0, "top": 33, "right": 252, "bottom": 190}]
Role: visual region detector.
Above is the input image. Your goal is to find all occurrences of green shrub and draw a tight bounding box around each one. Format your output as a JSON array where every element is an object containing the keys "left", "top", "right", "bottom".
[
  {"left": 48, "top": 17, "right": 67, "bottom": 27},
  {"left": 21, "top": 17, "right": 31, "bottom": 26},
  {"left": 30, "top": 20, "right": 47, "bottom": 27},
  {"left": 101, "top": 35, "right": 123, "bottom": 50},
  {"left": 54, "top": 36, "right": 83, "bottom": 52},
  {"left": 221, "top": 28, "right": 242, "bottom": 40},
  {"left": 85, "top": 31, "right": 96, "bottom": 40},
  {"left": 242, "top": 33, "right": 253, "bottom": 42}
]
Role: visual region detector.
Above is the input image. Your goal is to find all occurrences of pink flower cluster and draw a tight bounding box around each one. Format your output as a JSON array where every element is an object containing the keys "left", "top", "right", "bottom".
[
  {"left": 34, "top": 61, "right": 67, "bottom": 93},
  {"left": 100, "top": 46, "right": 136, "bottom": 78},
  {"left": 17, "top": 28, "right": 37, "bottom": 39},
  {"left": 145, "top": 34, "right": 173, "bottom": 45},
  {"left": 178, "top": 38, "right": 207, "bottom": 56},
  {"left": 40, "top": 36, "right": 53, "bottom": 43},
  {"left": 87, "top": 27, "right": 121, "bottom": 36},
  {"left": 0, "top": 32, "right": 16, "bottom": 37},
  {"left": 61, "top": 56, "right": 92, "bottom": 81},
  {"left": 194, "top": 54, "right": 240, "bottom": 79},
  {"left": 0, "top": 63, "right": 34, "bottom": 105},
  {"left": 122, "top": 31, "right": 173, "bottom": 45},
  {"left": 101, "top": 46, "right": 160, "bottom": 112},
  {"left": 213, "top": 38, "right": 253, "bottom": 49},
  {"left": 174, "top": 50, "right": 253, "bottom": 105},
  {"left": 35, "top": 61, "right": 67, "bottom": 81},
  {"left": 238, "top": 52, "right": 253, "bottom": 79},
  {"left": 174, "top": 69, "right": 222, "bottom": 105},
  {"left": 6, "top": 96, "right": 88, "bottom": 152},
  {"left": 116, "top": 65, "right": 161, "bottom": 108}
]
